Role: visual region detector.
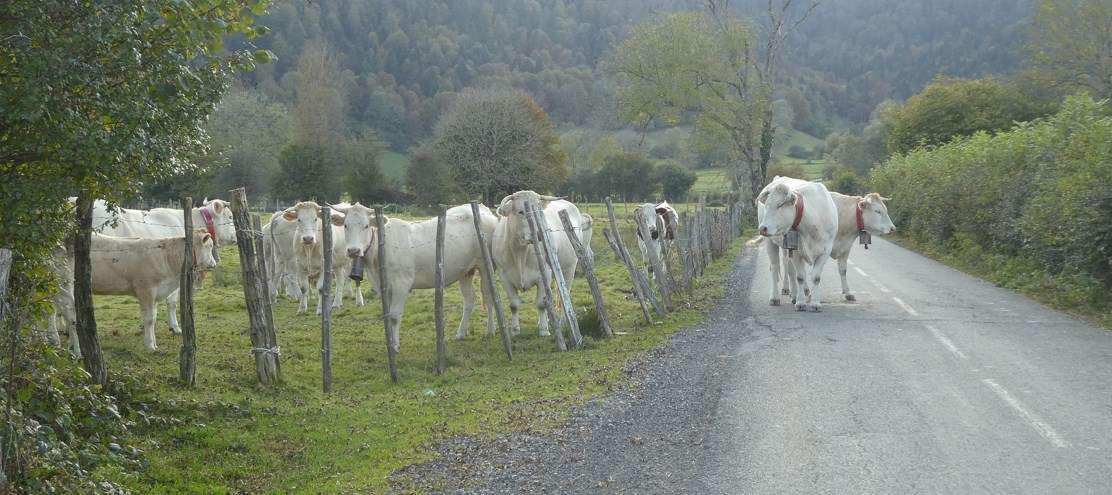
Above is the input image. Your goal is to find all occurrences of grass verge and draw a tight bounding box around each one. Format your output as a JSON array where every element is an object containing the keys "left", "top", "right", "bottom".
[
  {"left": 891, "top": 235, "right": 1112, "bottom": 330},
  {"left": 92, "top": 207, "right": 745, "bottom": 493}
]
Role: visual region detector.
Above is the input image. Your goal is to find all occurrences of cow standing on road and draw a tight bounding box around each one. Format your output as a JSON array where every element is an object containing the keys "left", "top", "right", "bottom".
[
  {"left": 492, "top": 191, "right": 593, "bottom": 336},
  {"left": 756, "top": 180, "right": 838, "bottom": 311}
]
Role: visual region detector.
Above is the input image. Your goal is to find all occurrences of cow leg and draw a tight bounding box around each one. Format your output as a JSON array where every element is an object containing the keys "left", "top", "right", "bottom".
[
  {"left": 331, "top": 266, "right": 346, "bottom": 309},
  {"left": 456, "top": 272, "right": 477, "bottom": 339},
  {"left": 137, "top": 288, "right": 159, "bottom": 351},
  {"left": 792, "top": 256, "right": 809, "bottom": 312},
  {"left": 385, "top": 290, "right": 409, "bottom": 362},
  {"left": 165, "top": 289, "right": 181, "bottom": 335},
  {"left": 766, "top": 241, "right": 782, "bottom": 306},
  {"left": 478, "top": 273, "right": 496, "bottom": 336},
  {"left": 838, "top": 256, "right": 854, "bottom": 301},
  {"left": 297, "top": 273, "right": 310, "bottom": 314},
  {"left": 499, "top": 271, "right": 522, "bottom": 336},
  {"left": 535, "top": 284, "right": 551, "bottom": 337},
  {"left": 781, "top": 248, "right": 793, "bottom": 296},
  {"left": 810, "top": 255, "right": 830, "bottom": 312}
]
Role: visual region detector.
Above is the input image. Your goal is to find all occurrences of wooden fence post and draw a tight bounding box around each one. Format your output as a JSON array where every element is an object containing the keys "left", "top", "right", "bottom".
[
  {"left": 373, "top": 205, "right": 399, "bottom": 383},
  {"left": 229, "top": 187, "right": 279, "bottom": 385},
  {"left": 559, "top": 210, "right": 612, "bottom": 337},
  {"left": 605, "top": 197, "right": 664, "bottom": 317},
  {"left": 530, "top": 203, "right": 583, "bottom": 348},
  {"left": 469, "top": 201, "right": 513, "bottom": 359},
  {"left": 632, "top": 211, "right": 673, "bottom": 311},
  {"left": 522, "top": 202, "right": 567, "bottom": 351},
  {"left": 178, "top": 197, "right": 197, "bottom": 387},
  {"left": 251, "top": 215, "right": 276, "bottom": 337},
  {"left": 320, "top": 206, "right": 333, "bottom": 392},
  {"left": 434, "top": 206, "right": 447, "bottom": 374}
]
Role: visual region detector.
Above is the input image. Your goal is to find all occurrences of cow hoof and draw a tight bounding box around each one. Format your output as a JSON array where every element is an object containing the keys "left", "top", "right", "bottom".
[
  {"left": 810, "top": 304, "right": 822, "bottom": 312},
  {"left": 169, "top": 327, "right": 181, "bottom": 336},
  {"left": 770, "top": 298, "right": 781, "bottom": 306},
  {"left": 781, "top": 288, "right": 790, "bottom": 296},
  {"left": 844, "top": 294, "right": 856, "bottom": 302},
  {"left": 795, "top": 303, "right": 807, "bottom": 312}
]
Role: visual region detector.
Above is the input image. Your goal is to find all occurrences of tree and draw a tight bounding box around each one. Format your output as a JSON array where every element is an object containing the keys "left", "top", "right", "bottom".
[
  {"left": 886, "top": 77, "right": 1052, "bottom": 154},
  {"left": 1029, "top": 0, "right": 1112, "bottom": 101},
  {"left": 655, "top": 162, "right": 698, "bottom": 200},
  {"left": 429, "top": 88, "right": 567, "bottom": 201},
  {"left": 202, "top": 88, "right": 294, "bottom": 199},
  {"left": 609, "top": 5, "right": 814, "bottom": 200},
  {"left": 1, "top": 0, "right": 272, "bottom": 385},
  {"left": 344, "top": 130, "right": 389, "bottom": 205},
  {"left": 406, "top": 150, "right": 461, "bottom": 206},
  {"left": 274, "top": 143, "right": 342, "bottom": 202},
  {"left": 595, "top": 153, "right": 658, "bottom": 201}
]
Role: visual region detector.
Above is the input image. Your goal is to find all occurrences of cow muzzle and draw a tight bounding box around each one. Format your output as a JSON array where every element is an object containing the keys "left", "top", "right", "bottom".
[
  {"left": 347, "top": 247, "right": 363, "bottom": 258},
  {"left": 302, "top": 235, "right": 315, "bottom": 245},
  {"left": 759, "top": 225, "right": 770, "bottom": 236}
]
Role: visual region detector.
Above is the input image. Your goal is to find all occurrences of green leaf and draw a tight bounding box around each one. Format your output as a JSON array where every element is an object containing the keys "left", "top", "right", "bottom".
[{"left": 253, "top": 49, "right": 275, "bottom": 64}]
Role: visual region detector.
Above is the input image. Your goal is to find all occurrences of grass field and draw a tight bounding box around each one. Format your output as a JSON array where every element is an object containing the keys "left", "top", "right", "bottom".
[
  {"left": 691, "top": 169, "right": 732, "bottom": 195},
  {"left": 92, "top": 205, "right": 744, "bottom": 493}
]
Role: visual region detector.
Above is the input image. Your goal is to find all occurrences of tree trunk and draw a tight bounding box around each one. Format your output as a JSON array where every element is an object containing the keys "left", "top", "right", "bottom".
[{"left": 74, "top": 193, "right": 107, "bottom": 386}]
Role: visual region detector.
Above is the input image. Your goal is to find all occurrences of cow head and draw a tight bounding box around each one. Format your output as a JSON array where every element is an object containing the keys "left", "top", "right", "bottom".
[
  {"left": 193, "top": 229, "right": 218, "bottom": 270},
  {"left": 328, "top": 202, "right": 375, "bottom": 259},
  {"left": 496, "top": 191, "right": 562, "bottom": 245},
  {"left": 282, "top": 201, "right": 323, "bottom": 245},
  {"left": 757, "top": 183, "right": 799, "bottom": 237},
  {"left": 632, "top": 203, "right": 666, "bottom": 268},
  {"left": 201, "top": 199, "right": 237, "bottom": 244},
  {"left": 859, "top": 193, "right": 896, "bottom": 235}
]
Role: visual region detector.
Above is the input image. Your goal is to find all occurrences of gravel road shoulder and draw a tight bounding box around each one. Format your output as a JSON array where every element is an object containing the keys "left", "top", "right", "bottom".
[{"left": 392, "top": 246, "right": 759, "bottom": 494}]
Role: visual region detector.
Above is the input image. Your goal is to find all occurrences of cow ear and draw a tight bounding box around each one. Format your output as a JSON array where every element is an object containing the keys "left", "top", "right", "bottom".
[
  {"left": 211, "top": 200, "right": 226, "bottom": 214},
  {"left": 880, "top": 196, "right": 892, "bottom": 202},
  {"left": 282, "top": 208, "right": 297, "bottom": 221},
  {"left": 330, "top": 212, "right": 346, "bottom": 226}
]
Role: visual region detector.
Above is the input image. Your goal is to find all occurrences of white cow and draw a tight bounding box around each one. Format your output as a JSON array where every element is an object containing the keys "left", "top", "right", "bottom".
[
  {"left": 756, "top": 179, "right": 838, "bottom": 311},
  {"left": 492, "top": 191, "right": 593, "bottom": 336},
  {"left": 262, "top": 211, "right": 304, "bottom": 303},
  {"left": 55, "top": 230, "right": 218, "bottom": 354},
  {"left": 331, "top": 202, "right": 499, "bottom": 358},
  {"left": 632, "top": 201, "right": 679, "bottom": 278},
  {"left": 90, "top": 199, "right": 236, "bottom": 333},
  {"left": 760, "top": 177, "right": 897, "bottom": 302},
  {"left": 279, "top": 201, "right": 360, "bottom": 314}
]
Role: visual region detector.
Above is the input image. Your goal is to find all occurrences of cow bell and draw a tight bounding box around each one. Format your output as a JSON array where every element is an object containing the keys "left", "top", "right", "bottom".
[
  {"left": 783, "top": 229, "right": 800, "bottom": 252},
  {"left": 349, "top": 255, "right": 365, "bottom": 282},
  {"left": 858, "top": 230, "right": 872, "bottom": 249}
]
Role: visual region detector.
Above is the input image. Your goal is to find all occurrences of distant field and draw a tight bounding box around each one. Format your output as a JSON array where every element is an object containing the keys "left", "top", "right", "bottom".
[
  {"left": 379, "top": 151, "right": 410, "bottom": 184},
  {"left": 690, "top": 169, "right": 732, "bottom": 195}
]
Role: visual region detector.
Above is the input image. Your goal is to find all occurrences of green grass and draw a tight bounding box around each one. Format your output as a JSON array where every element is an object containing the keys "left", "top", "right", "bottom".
[
  {"left": 94, "top": 206, "right": 743, "bottom": 493},
  {"left": 690, "top": 169, "right": 732, "bottom": 195},
  {"left": 379, "top": 151, "right": 410, "bottom": 184},
  {"left": 771, "top": 128, "right": 823, "bottom": 157}
]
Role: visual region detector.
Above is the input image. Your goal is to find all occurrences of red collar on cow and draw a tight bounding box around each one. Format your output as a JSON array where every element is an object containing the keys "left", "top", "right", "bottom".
[
  {"left": 199, "top": 207, "right": 218, "bottom": 247},
  {"left": 855, "top": 201, "right": 865, "bottom": 232},
  {"left": 790, "top": 192, "right": 804, "bottom": 231}
]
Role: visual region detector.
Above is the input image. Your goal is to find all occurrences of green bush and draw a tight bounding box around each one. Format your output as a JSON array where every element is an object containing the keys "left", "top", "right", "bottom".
[{"left": 872, "top": 94, "right": 1112, "bottom": 292}]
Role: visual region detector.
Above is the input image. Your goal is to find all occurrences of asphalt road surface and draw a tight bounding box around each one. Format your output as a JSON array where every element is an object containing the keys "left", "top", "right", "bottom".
[{"left": 413, "top": 238, "right": 1112, "bottom": 494}]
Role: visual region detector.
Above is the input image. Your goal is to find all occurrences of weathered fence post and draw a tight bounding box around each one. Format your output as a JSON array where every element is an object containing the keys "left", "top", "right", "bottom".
[
  {"left": 522, "top": 202, "right": 567, "bottom": 351},
  {"left": 373, "top": 205, "right": 399, "bottom": 383},
  {"left": 320, "top": 206, "right": 333, "bottom": 392},
  {"left": 178, "top": 197, "right": 197, "bottom": 387},
  {"left": 251, "top": 215, "right": 276, "bottom": 337},
  {"left": 229, "top": 187, "right": 280, "bottom": 385},
  {"left": 532, "top": 203, "right": 583, "bottom": 347},
  {"left": 434, "top": 206, "right": 447, "bottom": 374},
  {"left": 559, "top": 210, "right": 612, "bottom": 337},
  {"left": 633, "top": 211, "right": 673, "bottom": 312},
  {"left": 469, "top": 201, "right": 513, "bottom": 359},
  {"left": 605, "top": 197, "right": 664, "bottom": 317}
]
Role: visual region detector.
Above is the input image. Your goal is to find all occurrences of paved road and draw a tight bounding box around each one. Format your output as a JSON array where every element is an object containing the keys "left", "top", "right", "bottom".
[
  {"left": 695, "top": 237, "right": 1112, "bottom": 494},
  {"left": 409, "top": 238, "right": 1112, "bottom": 494}
]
